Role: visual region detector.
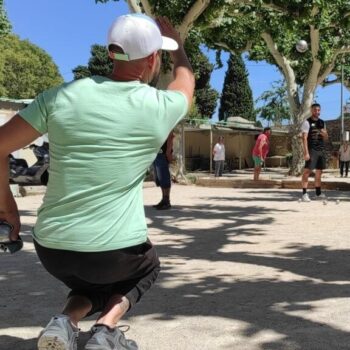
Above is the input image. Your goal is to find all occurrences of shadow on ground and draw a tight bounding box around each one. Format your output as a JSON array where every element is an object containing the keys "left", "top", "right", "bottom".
[{"left": 0, "top": 195, "right": 349, "bottom": 349}]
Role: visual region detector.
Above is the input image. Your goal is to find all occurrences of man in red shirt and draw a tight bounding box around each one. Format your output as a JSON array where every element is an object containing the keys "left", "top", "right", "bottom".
[{"left": 252, "top": 127, "right": 271, "bottom": 180}]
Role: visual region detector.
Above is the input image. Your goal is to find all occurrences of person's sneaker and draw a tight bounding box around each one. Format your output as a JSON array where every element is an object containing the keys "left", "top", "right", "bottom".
[
  {"left": 156, "top": 201, "right": 171, "bottom": 210},
  {"left": 301, "top": 193, "right": 311, "bottom": 202},
  {"left": 37, "top": 315, "right": 79, "bottom": 350},
  {"left": 315, "top": 193, "right": 327, "bottom": 200},
  {"left": 85, "top": 325, "right": 138, "bottom": 350}
]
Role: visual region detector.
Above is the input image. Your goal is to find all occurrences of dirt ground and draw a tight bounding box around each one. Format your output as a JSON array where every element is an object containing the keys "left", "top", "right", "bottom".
[{"left": 1, "top": 184, "right": 350, "bottom": 350}]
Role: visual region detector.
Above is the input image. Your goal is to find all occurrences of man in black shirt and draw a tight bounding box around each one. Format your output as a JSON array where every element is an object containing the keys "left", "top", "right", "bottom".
[{"left": 301, "top": 103, "right": 328, "bottom": 202}]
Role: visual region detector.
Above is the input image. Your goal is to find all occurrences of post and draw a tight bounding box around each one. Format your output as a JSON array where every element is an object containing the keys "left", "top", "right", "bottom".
[
  {"left": 181, "top": 121, "right": 185, "bottom": 174},
  {"left": 209, "top": 126, "right": 213, "bottom": 174},
  {"left": 341, "top": 63, "right": 344, "bottom": 141},
  {"left": 239, "top": 132, "right": 242, "bottom": 170}
]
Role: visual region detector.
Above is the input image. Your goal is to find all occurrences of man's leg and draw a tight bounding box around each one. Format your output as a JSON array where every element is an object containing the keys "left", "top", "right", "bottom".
[
  {"left": 155, "top": 156, "right": 171, "bottom": 209},
  {"left": 345, "top": 161, "right": 349, "bottom": 177},
  {"left": 214, "top": 161, "right": 219, "bottom": 177},
  {"left": 94, "top": 294, "right": 129, "bottom": 327},
  {"left": 314, "top": 169, "right": 323, "bottom": 197},
  {"left": 340, "top": 161, "right": 344, "bottom": 177},
  {"left": 219, "top": 160, "right": 224, "bottom": 176},
  {"left": 301, "top": 167, "right": 311, "bottom": 201},
  {"left": 254, "top": 166, "right": 261, "bottom": 181},
  {"left": 62, "top": 295, "right": 93, "bottom": 327}
]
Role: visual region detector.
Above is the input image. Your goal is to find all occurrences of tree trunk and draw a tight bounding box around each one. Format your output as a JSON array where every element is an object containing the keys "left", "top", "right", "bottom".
[
  {"left": 290, "top": 121, "right": 304, "bottom": 175},
  {"left": 289, "top": 98, "right": 314, "bottom": 176}
]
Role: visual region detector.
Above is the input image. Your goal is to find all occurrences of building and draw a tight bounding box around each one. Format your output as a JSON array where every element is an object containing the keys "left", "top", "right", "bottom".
[{"left": 182, "top": 117, "right": 291, "bottom": 172}]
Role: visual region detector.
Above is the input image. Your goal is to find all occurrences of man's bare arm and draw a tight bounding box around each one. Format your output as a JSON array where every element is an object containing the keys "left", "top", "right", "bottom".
[
  {"left": 0, "top": 115, "right": 42, "bottom": 239},
  {"left": 302, "top": 133, "right": 310, "bottom": 161},
  {"left": 157, "top": 17, "right": 195, "bottom": 107}
]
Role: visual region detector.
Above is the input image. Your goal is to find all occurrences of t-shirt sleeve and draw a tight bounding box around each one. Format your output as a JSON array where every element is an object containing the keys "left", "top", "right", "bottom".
[
  {"left": 301, "top": 120, "right": 309, "bottom": 134},
  {"left": 18, "top": 86, "right": 60, "bottom": 134},
  {"left": 156, "top": 90, "right": 188, "bottom": 131}
]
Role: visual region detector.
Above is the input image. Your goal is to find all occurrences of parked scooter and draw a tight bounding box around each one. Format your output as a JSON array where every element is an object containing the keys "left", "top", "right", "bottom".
[{"left": 9, "top": 142, "right": 49, "bottom": 186}]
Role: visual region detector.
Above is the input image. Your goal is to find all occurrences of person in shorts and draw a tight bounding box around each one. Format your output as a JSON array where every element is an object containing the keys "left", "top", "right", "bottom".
[
  {"left": 153, "top": 131, "right": 175, "bottom": 210},
  {"left": 252, "top": 127, "right": 271, "bottom": 180},
  {"left": 0, "top": 14, "right": 194, "bottom": 350},
  {"left": 301, "top": 103, "right": 328, "bottom": 202}
]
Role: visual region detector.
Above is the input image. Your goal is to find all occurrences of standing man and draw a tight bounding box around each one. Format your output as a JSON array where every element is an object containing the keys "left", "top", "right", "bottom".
[
  {"left": 153, "top": 131, "right": 175, "bottom": 210},
  {"left": 0, "top": 14, "right": 194, "bottom": 350},
  {"left": 252, "top": 127, "right": 271, "bottom": 180},
  {"left": 339, "top": 140, "right": 350, "bottom": 177},
  {"left": 301, "top": 103, "right": 328, "bottom": 202},
  {"left": 213, "top": 136, "right": 225, "bottom": 177}
]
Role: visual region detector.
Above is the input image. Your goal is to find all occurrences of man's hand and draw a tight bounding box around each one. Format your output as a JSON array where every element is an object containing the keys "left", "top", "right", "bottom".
[
  {"left": 156, "top": 17, "right": 182, "bottom": 45},
  {"left": 0, "top": 201, "right": 21, "bottom": 241},
  {"left": 320, "top": 128, "right": 328, "bottom": 140}
]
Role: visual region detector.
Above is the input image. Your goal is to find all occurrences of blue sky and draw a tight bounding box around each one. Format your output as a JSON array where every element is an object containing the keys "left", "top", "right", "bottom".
[{"left": 5, "top": 0, "right": 349, "bottom": 122}]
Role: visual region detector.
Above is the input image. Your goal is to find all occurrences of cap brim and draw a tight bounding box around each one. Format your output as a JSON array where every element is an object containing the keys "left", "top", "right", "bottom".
[{"left": 161, "top": 36, "right": 179, "bottom": 51}]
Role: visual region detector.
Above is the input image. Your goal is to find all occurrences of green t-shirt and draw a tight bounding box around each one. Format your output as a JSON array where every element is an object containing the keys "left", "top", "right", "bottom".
[{"left": 19, "top": 76, "right": 188, "bottom": 252}]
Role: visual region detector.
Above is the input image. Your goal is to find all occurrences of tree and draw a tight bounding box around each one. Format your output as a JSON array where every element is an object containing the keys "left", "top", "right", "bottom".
[
  {"left": 200, "top": 0, "right": 350, "bottom": 174},
  {"left": 0, "top": 34, "right": 63, "bottom": 99},
  {"left": 218, "top": 53, "right": 254, "bottom": 121},
  {"left": 256, "top": 80, "right": 291, "bottom": 126},
  {"left": 0, "top": 0, "right": 11, "bottom": 38},
  {"left": 73, "top": 39, "right": 218, "bottom": 119},
  {"left": 72, "top": 45, "right": 113, "bottom": 80},
  {"left": 184, "top": 34, "right": 218, "bottom": 119}
]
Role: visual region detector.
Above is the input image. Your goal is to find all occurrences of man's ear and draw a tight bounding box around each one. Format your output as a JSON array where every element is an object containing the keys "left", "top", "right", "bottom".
[{"left": 147, "top": 52, "right": 157, "bottom": 69}]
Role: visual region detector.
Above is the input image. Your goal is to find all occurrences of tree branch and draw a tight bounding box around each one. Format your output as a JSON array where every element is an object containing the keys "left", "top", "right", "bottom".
[
  {"left": 127, "top": 0, "right": 142, "bottom": 13},
  {"left": 225, "top": 0, "right": 289, "bottom": 14},
  {"left": 317, "top": 47, "right": 350, "bottom": 84},
  {"left": 214, "top": 40, "right": 252, "bottom": 52},
  {"left": 261, "top": 32, "right": 300, "bottom": 113},
  {"left": 140, "top": 0, "right": 153, "bottom": 16},
  {"left": 178, "top": 0, "right": 211, "bottom": 40},
  {"left": 322, "top": 78, "right": 340, "bottom": 87},
  {"left": 303, "top": 8, "right": 321, "bottom": 108}
]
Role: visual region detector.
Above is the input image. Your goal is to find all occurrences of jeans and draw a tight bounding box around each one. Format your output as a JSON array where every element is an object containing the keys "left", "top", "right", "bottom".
[{"left": 214, "top": 160, "right": 224, "bottom": 177}]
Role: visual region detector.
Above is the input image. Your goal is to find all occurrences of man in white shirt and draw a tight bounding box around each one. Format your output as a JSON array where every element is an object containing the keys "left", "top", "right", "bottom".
[{"left": 213, "top": 136, "right": 225, "bottom": 177}]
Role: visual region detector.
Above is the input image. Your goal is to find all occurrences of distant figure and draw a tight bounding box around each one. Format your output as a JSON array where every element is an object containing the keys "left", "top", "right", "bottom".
[
  {"left": 252, "top": 127, "right": 271, "bottom": 180},
  {"left": 153, "top": 131, "right": 175, "bottom": 210},
  {"left": 301, "top": 103, "right": 328, "bottom": 202},
  {"left": 339, "top": 140, "right": 350, "bottom": 177},
  {"left": 213, "top": 136, "right": 225, "bottom": 177}
]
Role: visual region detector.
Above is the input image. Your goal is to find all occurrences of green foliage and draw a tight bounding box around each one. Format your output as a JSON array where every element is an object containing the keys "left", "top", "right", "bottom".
[
  {"left": 0, "top": 0, "right": 11, "bottom": 37},
  {"left": 185, "top": 32, "right": 218, "bottom": 118},
  {"left": 200, "top": 0, "right": 350, "bottom": 86},
  {"left": 255, "top": 80, "right": 291, "bottom": 126},
  {"left": 72, "top": 45, "right": 112, "bottom": 80},
  {"left": 218, "top": 53, "right": 254, "bottom": 121},
  {"left": 0, "top": 34, "right": 63, "bottom": 99}
]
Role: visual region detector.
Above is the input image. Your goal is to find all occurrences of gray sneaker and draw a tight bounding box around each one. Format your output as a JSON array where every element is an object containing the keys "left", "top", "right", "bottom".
[
  {"left": 85, "top": 325, "right": 138, "bottom": 350},
  {"left": 301, "top": 193, "right": 311, "bottom": 202},
  {"left": 315, "top": 193, "right": 327, "bottom": 200},
  {"left": 38, "top": 315, "right": 79, "bottom": 350}
]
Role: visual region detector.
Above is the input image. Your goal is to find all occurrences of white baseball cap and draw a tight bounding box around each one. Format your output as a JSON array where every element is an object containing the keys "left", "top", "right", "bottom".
[{"left": 107, "top": 14, "right": 179, "bottom": 61}]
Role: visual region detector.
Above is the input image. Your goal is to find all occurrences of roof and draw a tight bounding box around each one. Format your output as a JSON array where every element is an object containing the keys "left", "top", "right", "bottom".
[{"left": 0, "top": 97, "right": 33, "bottom": 105}]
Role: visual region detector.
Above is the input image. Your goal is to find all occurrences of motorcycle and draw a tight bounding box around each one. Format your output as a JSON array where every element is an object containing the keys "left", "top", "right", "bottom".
[{"left": 9, "top": 142, "right": 49, "bottom": 186}]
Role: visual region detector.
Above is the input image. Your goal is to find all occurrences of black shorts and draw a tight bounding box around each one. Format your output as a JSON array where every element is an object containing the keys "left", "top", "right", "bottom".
[
  {"left": 34, "top": 239, "right": 160, "bottom": 315},
  {"left": 305, "top": 149, "right": 326, "bottom": 170}
]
